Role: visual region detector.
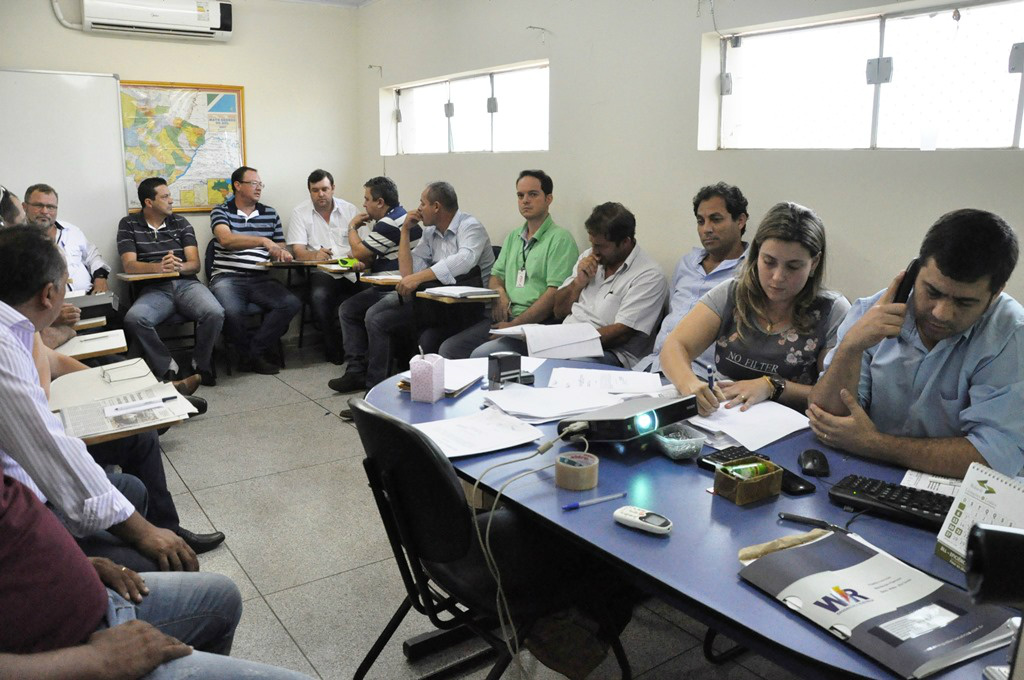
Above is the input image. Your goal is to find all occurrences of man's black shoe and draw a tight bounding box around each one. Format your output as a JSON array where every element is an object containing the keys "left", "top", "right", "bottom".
[
  {"left": 241, "top": 356, "right": 279, "bottom": 375},
  {"left": 328, "top": 371, "right": 366, "bottom": 393},
  {"left": 184, "top": 395, "right": 208, "bottom": 416},
  {"left": 199, "top": 369, "right": 217, "bottom": 387},
  {"left": 176, "top": 527, "right": 226, "bottom": 554},
  {"left": 338, "top": 407, "right": 354, "bottom": 421}
]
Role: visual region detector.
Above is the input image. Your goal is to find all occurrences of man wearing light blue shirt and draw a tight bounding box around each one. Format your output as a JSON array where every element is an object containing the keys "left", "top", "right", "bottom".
[
  {"left": 809, "top": 209, "right": 1023, "bottom": 478},
  {"left": 359, "top": 182, "right": 494, "bottom": 388},
  {"left": 634, "top": 182, "right": 749, "bottom": 373}
]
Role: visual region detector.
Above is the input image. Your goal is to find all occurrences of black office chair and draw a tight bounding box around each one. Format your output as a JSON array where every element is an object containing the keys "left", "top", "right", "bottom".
[{"left": 349, "top": 398, "right": 632, "bottom": 680}]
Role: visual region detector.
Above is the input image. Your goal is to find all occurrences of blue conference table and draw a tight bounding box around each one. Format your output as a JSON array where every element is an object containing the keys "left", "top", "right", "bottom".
[{"left": 366, "top": 360, "right": 1013, "bottom": 679}]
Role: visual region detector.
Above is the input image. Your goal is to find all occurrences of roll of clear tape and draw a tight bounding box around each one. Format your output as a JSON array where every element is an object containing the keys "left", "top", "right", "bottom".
[{"left": 555, "top": 452, "right": 599, "bottom": 491}]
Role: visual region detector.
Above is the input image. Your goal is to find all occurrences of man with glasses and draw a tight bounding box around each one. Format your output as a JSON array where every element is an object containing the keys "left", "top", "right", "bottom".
[
  {"left": 209, "top": 166, "right": 300, "bottom": 375},
  {"left": 23, "top": 184, "right": 111, "bottom": 294},
  {"left": 24, "top": 183, "right": 114, "bottom": 350},
  {"left": 0, "top": 227, "right": 226, "bottom": 572}
]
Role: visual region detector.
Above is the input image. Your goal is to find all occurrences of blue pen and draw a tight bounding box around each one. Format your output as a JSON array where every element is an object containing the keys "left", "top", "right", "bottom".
[
  {"left": 707, "top": 365, "right": 715, "bottom": 392},
  {"left": 562, "top": 491, "right": 627, "bottom": 511}
]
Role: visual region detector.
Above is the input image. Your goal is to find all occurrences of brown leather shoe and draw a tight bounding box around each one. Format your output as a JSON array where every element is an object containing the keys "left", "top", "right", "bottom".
[{"left": 173, "top": 373, "right": 201, "bottom": 396}]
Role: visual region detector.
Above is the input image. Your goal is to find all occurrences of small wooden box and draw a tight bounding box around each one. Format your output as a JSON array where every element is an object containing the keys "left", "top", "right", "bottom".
[{"left": 714, "top": 456, "right": 782, "bottom": 506}]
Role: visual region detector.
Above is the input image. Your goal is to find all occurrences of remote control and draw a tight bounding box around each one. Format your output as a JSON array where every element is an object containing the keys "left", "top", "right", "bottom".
[{"left": 613, "top": 505, "right": 672, "bottom": 535}]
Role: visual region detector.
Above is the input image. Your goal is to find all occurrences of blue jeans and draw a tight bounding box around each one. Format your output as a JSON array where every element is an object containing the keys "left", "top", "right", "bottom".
[
  {"left": 102, "top": 572, "right": 310, "bottom": 679},
  {"left": 209, "top": 273, "right": 300, "bottom": 361},
  {"left": 72, "top": 472, "right": 161, "bottom": 573},
  {"left": 363, "top": 291, "right": 416, "bottom": 387},
  {"left": 338, "top": 284, "right": 390, "bottom": 377},
  {"left": 124, "top": 279, "right": 225, "bottom": 375},
  {"left": 308, "top": 271, "right": 359, "bottom": 360}
]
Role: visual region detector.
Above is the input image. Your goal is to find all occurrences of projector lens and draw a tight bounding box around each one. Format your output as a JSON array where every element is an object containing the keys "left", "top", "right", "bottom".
[{"left": 635, "top": 411, "right": 657, "bottom": 434}]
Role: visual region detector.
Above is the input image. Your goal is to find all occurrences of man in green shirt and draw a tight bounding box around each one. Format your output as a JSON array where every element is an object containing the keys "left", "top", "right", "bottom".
[{"left": 439, "top": 170, "right": 579, "bottom": 359}]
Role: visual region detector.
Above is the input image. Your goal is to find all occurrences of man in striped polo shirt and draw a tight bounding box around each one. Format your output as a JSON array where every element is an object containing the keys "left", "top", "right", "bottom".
[
  {"left": 209, "top": 167, "right": 301, "bottom": 375},
  {"left": 117, "top": 178, "right": 225, "bottom": 385}
]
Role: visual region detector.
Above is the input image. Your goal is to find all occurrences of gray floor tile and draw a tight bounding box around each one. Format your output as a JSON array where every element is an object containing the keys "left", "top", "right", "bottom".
[
  {"left": 162, "top": 400, "right": 362, "bottom": 490},
  {"left": 635, "top": 644, "right": 762, "bottom": 679},
  {"left": 267, "top": 559, "right": 490, "bottom": 680},
  {"left": 161, "top": 451, "right": 188, "bottom": 495},
  {"left": 277, "top": 349, "right": 351, "bottom": 401},
  {"left": 315, "top": 391, "right": 364, "bottom": 418},
  {"left": 185, "top": 370, "right": 310, "bottom": 418},
  {"left": 232, "top": 596, "right": 320, "bottom": 678},
  {"left": 193, "top": 458, "right": 392, "bottom": 594}
]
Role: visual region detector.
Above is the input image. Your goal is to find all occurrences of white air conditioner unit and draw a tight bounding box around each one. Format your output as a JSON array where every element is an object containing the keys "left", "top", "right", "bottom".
[{"left": 81, "top": 0, "right": 232, "bottom": 41}]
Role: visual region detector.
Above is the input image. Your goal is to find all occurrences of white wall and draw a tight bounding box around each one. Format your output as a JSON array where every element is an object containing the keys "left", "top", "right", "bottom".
[
  {"left": 3, "top": 0, "right": 1020, "bottom": 303},
  {"left": 352, "top": 0, "right": 1024, "bottom": 302},
  {"left": 1, "top": 0, "right": 361, "bottom": 270}
]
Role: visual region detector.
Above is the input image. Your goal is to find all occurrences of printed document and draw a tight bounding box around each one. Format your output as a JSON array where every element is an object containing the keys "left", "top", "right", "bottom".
[
  {"left": 547, "top": 367, "right": 663, "bottom": 393},
  {"left": 483, "top": 386, "right": 622, "bottom": 423},
  {"left": 687, "top": 399, "right": 809, "bottom": 450},
  {"left": 412, "top": 408, "right": 543, "bottom": 458}
]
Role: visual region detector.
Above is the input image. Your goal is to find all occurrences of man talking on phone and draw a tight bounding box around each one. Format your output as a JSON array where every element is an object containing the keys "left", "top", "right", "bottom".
[{"left": 808, "top": 209, "right": 1024, "bottom": 478}]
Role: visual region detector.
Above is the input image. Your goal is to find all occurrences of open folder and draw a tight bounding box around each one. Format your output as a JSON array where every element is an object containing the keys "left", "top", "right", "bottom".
[{"left": 490, "top": 323, "right": 603, "bottom": 359}]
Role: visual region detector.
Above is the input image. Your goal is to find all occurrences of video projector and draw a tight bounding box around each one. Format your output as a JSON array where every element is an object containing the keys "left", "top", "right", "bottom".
[{"left": 556, "top": 396, "right": 698, "bottom": 443}]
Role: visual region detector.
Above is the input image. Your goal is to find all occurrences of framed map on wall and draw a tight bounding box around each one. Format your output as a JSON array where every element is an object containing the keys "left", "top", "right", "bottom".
[{"left": 120, "top": 81, "right": 246, "bottom": 212}]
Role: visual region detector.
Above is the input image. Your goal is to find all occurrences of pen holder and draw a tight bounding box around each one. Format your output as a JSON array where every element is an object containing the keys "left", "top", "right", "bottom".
[{"left": 410, "top": 353, "right": 445, "bottom": 403}]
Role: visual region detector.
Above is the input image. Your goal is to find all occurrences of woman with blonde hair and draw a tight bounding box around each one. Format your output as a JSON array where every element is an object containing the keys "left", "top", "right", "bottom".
[{"left": 661, "top": 202, "right": 850, "bottom": 416}]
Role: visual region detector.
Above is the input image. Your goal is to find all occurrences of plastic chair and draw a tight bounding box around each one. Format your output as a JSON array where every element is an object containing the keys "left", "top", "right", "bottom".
[{"left": 348, "top": 398, "right": 631, "bottom": 680}]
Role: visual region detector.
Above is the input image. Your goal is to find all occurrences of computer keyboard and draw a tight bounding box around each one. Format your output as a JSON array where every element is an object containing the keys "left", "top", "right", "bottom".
[{"left": 828, "top": 474, "right": 955, "bottom": 531}]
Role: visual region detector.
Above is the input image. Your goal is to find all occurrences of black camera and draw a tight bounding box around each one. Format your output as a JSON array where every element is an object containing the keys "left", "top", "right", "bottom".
[{"left": 966, "top": 524, "right": 1024, "bottom": 606}]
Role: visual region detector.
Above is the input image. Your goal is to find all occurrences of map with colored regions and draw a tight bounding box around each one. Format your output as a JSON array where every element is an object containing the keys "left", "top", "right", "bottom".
[{"left": 120, "top": 83, "right": 245, "bottom": 212}]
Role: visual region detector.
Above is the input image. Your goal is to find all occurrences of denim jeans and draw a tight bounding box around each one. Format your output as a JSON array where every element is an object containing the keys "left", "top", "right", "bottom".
[
  {"left": 308, "top": 271, "right": 359, "bottom": 360},
  {"left": 209, "top": 273, "right": 300, "bottom": 360},
  {"left": 123, "top": 279, "right": 225, "bottom": 375},
  {"left": 362, "top": 291, "right": 416, "bottom": 387},
  {"left": 101, "top": 572, "right": 311, "bottom": 679},
  {"left": 338, "top": 285, "right": 391, "bottom": 378},
  {"left": 72, "top": 472, "right": 161, "bottom": 573}
]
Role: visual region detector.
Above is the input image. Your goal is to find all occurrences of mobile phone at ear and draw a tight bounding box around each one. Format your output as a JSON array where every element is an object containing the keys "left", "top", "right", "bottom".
[{"left": 893, "top": 258, "right": 920, "bottom": 303}]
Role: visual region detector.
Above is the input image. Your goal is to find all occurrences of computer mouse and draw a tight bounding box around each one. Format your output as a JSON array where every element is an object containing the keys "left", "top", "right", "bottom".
[{"left": 798, "top": 448, "right": 830, "bottom": 477}]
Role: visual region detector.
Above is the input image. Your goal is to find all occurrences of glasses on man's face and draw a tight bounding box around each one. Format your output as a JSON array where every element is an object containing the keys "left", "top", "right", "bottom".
[
  {"left": 239, "top": 181, "right": 265, "bottom": 189},
  {"left": 26, "top": 202, "right": 58, "bottom": 212}
]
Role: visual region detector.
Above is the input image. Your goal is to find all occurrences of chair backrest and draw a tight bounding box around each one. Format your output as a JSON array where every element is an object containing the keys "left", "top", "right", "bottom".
[
  {"left": 204, "top": 239, "right": 217, "bottom": 282},
  {"left": 349, "top": 398, "right": 474, "bottom": 564}
]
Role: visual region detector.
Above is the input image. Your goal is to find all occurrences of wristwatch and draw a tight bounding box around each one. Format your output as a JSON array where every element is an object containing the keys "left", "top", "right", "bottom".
[
  {"left": 765, "top": 374, "right": 786, "bottom": 401},
  {"left": 92, "top": 269, "right": 109, "bottom": 280}
]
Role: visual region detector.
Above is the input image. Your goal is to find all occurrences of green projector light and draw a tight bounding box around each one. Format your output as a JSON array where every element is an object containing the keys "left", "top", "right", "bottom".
[{"left": 634, "top": 411, "right": 657, "bottom": 434}]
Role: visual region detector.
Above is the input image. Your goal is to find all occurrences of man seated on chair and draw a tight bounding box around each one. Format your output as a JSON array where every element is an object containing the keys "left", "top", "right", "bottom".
[
  {"left": 438, "top": 169, "right": 579, "bottom": 359},
  {"left": 117, "top": 177, "right": 224, "bottom": 386},
  {"left": 808, "top": 209, "right": 1024, "bottom": 478},
  {"left": 331, "top": 181, "right": 493, "bottom": 395},
  {"left": 633, "top": 182, "right": 749, "bottom": 375},
  {"left": 328, "top": 176, "right": 421, "bottom": 393},
  {"left": 0, "top": 226, "right": 225, "bottom": 570},
  {"left": 482, "top": 202, "right": 667, "bottom": 368},
  {"left": 24, "top": 183, "right": 113, "bottom": 349},
  {"left": 286, "top": 169, "right": 360, "bottom": 365},
  {"left": 209, "top": 166, "right": 301, "bottom": 375}
]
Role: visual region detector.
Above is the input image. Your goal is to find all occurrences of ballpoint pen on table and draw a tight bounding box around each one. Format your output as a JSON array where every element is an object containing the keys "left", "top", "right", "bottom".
[{"left": 563, "top": 491, "right": 627, "bottom": 511}]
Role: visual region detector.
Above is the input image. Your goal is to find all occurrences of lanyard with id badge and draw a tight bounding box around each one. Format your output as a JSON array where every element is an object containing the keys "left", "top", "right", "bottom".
[{"left": 515, "top": 238, "right": 534, "bottom": 288}]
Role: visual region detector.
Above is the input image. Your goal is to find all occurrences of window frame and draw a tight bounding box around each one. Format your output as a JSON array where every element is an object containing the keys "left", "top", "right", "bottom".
[
  {"left": 715, "top": 0, "right": 1024, "bottom": 150},
  {"left": 388, "top": 61, "right": 550, "bottom": 156}
]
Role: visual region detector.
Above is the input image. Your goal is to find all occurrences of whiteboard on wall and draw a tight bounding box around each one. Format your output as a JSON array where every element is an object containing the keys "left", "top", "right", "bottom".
[{"left": 0, "top": 69, "right": 128, "bottom": 293}]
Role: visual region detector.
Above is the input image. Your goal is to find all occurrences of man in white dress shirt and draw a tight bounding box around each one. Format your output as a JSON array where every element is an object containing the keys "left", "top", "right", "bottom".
[{"left": 286, "top": 169, "right": 361, "bottom": 363}]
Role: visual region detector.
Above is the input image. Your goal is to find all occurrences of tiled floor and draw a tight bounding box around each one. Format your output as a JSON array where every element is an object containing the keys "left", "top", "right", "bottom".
[{"left": 159, "top": 347, "right": 803, "bottom": 679}]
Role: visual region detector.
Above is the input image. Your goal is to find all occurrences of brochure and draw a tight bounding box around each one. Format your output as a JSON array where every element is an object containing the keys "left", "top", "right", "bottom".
[{"left": 739, "top": 531, "right": 1018, "bottom": 678}]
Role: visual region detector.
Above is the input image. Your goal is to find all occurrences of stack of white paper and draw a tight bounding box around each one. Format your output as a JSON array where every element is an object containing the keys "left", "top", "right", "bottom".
[
  {"left": 491, "top": 323, "right": 603, "bottom": 359},
  {"left": 548, "top": 367, "right": 663, "bottom": 393},
  {"left": 483, "top": 386, "right": 622, "bottom": 423},
  {"left": 422, "top": 285, "right": 498, "bottom": 299},
  {"left": 411, "top": 408, "right": 543, "bottom": 458},
  {"left": 687, "top": 400, "right": 809, "bottom": 451}
]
